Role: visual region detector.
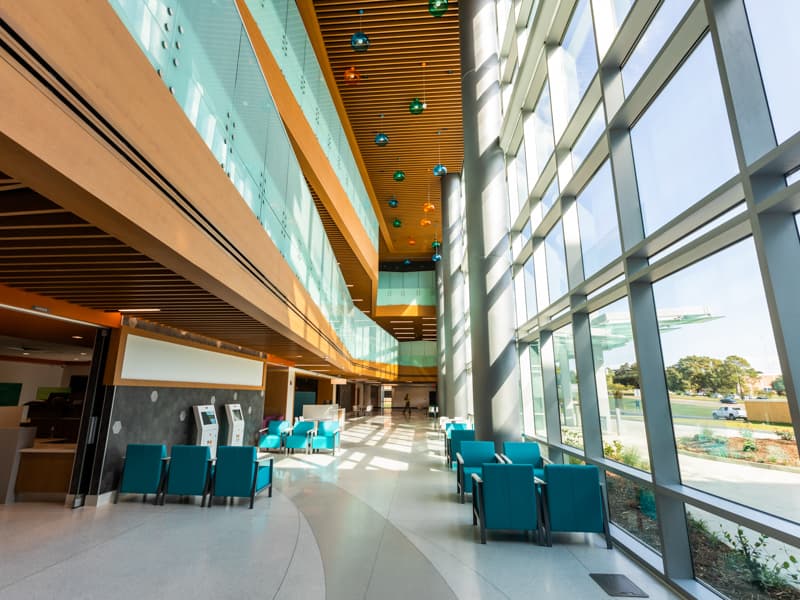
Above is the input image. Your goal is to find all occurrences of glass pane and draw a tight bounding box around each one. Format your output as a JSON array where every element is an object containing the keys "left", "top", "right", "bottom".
[
  {"left": 530, "top": 340, "right": 547, "bottom": 437},
  {"left": 554, "top": 324, "right": 582, "bottom": 449},
  {"left": 577, "top": 161, "right": 621, "bottom": 278},
  {"left": 545, "top": 221, "right": 569, "bottom": 302},
  {"left": 745, "top": 0, "right": 800, "bottom": 143},
  {"left": 592, "top": 0, "right": 634, "bottom": 58},
  {"left": 631, "top": 35, "right": 739, "bottom": 235},
  {"left": 571, "top": 104, "right": 605, "bottom": 172},
  {"left": 541, "top": 176, "right": 560, "bottom": 215},
  {"left": 550, "top": 0, "right": 598, "bottom": 137},
  {"left": 653, "top": 239, "right": 796, "bottom": 523},
  {"left": 523, "top": 256, "right": 537, "bottom": 319},
  {"left": 524, "top": 81, "right": 555, "bottom": 187},
  {"left": 622, "top": 0, "right": 694, "bottom": 95},
  {"left": 605, "top": 472, "right": 661, "bottom": 551},
  {"left": 686, "top": 505, "right": 800, "bottom": 599},
  {"left": 590, "top": 297, "right": 650, "bottom": 471}
]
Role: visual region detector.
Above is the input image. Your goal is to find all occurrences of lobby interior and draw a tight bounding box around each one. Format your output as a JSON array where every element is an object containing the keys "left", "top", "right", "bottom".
[{"left": 0, "top": 1, "right": 799, "bottom": 599}]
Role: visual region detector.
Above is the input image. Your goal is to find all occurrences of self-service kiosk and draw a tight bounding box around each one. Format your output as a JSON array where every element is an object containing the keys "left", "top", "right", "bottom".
[
  {"left": 193, "top": 404, "right": 219, "bottom": 458},
  {"left": 222, "top": 403, "right": 245, "bottom": 446}
]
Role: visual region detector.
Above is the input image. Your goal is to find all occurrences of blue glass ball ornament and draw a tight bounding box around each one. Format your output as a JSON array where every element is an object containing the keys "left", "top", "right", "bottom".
[
  {"left": 388, "top": 197, "right": 399, "bottom": 208},
  {"left": 403, "top": 259, "right": 412, "bottom": 266},
  {"left": 432, "top": 252, "right": 442, "bottom": 262},
  {"left": 351, "top": 31, "right": 370, "bottom": 52},
  {"left": 433, "top": 163, "right": 447, "bottom": 176},
  {"left": 375, "top": 133, "right": 389, "bottom": 146}
]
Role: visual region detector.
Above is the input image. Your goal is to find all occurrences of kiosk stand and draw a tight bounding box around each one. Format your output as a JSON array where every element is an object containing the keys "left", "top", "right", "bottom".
[
  {"left": 193, "top": 405, "right": 219, "bottom": 458},
  {"left": 222, "top": 403, "right": 245, "bottom": 446}
]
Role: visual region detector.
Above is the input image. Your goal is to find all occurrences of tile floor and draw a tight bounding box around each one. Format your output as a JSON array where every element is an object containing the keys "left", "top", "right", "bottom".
[{"left": 0, "top": 414, "right": 684, "bottom": 599}]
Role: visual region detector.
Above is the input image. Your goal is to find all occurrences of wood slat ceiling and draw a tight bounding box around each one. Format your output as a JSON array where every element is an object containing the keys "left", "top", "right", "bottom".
[
  {"left": 313, "top": 0, "right": 462, "bottom": 264},
  {"left": 0, "top": 182, "right": 355, "bottom": 374}
]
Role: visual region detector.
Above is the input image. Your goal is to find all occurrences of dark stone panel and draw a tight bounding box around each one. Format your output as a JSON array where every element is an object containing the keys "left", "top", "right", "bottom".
[{"left": 100, "top": 386, "right": 264, "bottom": 493}]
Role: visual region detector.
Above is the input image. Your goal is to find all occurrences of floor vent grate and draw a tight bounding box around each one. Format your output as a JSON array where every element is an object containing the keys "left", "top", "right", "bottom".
[{"left": 589, "top": 573, "right": 649, "bottom": 597}]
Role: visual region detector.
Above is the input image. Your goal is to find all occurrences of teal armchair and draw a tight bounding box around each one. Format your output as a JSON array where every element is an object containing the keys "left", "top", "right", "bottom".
[
  {"left": 210, "top": 446, "right": 272, "bottom": 509},
  {"left": 456, "top": 441, "right": 501, "bottom": 503},
  {"left": 471, "top": 463, "right": 542, "bottom": 544},
  {"left": 447, "top": 428, "right": 474, "bottom": 468},
  {"left": 258, "top": 420, "right": 290, "bottom": 452},
  {"left": 161, "top": 445, "right": 212, "bottom": 506},
  {"left": 501, "top": 441, "right": 549, "bottom": 480},
  {"left": 311, "top": 420, "right": 340, "bottom": 454},
  {"left": 542, "top": 464, "right": 612, "bottom": 548},
  {"left": 116, "top": 443, "right": 167, "bottom": 504},
  {"left": 284, "top": 420, "right": 316, "bottom": 454}
]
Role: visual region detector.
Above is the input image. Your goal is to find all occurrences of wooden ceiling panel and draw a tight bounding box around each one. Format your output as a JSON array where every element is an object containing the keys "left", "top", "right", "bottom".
[{"left": 313, "top": 0, "right": 462, "bottom": 265}]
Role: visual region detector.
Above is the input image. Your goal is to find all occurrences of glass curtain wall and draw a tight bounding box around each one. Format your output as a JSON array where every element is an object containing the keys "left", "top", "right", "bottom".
[{"left": 498, "top": 1, "right": 800, "bottom": 598}]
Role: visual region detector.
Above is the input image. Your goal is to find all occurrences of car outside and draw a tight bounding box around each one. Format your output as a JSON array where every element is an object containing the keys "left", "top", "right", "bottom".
[
  {"left": 721, "top": 394, "right": 738, "bottom": 404},
  {"left": 712, "top": 405, "right": 748, "bottom": 421}
]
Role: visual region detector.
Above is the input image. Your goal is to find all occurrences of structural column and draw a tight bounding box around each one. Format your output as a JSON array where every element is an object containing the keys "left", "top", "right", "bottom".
[
  {"left": 459, "top": 0, "right": 521, "bottom": 445},
  {"left": 435, "top": 263, "right": 448, "bottom": 416},
  {"left": 440, "top": 172, "right": 468, "bottom": 418}
]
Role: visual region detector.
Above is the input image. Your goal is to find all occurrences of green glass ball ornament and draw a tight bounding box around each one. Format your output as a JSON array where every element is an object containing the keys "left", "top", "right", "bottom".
[
  {"left": 429, "top": 0, "right": 448, "bottom": 18},
  {"left": 393, "top": 218, "right": 402, "bottom": 228},
  {"left": 409, "top": 98, "right": 425, "bottom": 115},
  {"left": 393, "top": 170, "right": 406, "bottom": 182}
]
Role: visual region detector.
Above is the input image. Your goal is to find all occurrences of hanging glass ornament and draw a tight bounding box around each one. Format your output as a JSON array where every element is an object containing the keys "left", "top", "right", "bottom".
[
  {"left": 374, "top": 133, "right": 389, "bottom": 146},
  {"left": 423, "top": 201, "right": 435, "bottom": 213},
  {"left": 428, "top": 0, "right": 448, "bottom": 18},
  {"left": 388, "top": 196, "right": 399, "bottom": 208},
  {"left": 392, "top": 218, "right": 402, "bottom": 228},
  {"left": 409, "top": 98, "right": 425, "bottom": 115},
  {"left": 408, "top": 238, "right": 417, "bottom": 246},
  {"left": 393, "top": 170, "right": 406, "bottom": 182},
  {"left": 350, "top": 31, "right": 370, "bottom": 52},
  {"left": 343, "top": 66, "right": 361, "bottom": 85},
  {"left": 432, "top": 252, "right": 442, "bottom": 262},
  {"left": 432, "top": 239, "right": 442, "bottom": 250},
  {"left": 403, "top": 258, "right": 413, "bottom": 266},
  {"left": 433, "top": 163, "right": 447, "bottom": 177},
  {"left": 420, "top": 218, "right": 432, "bottom": 227}
]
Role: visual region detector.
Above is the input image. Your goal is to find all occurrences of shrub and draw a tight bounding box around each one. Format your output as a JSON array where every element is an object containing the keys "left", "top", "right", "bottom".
[
  {"left": 742, "top": 430, "right": 757, "bottom": 453},
  {"left": 720, "top": 526, "right": 800, "bottom": 591}
]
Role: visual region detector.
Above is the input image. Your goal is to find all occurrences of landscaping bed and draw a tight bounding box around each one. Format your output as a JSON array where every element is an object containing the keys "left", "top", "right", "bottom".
[{"left": 678, "top": 431, "right": 799, "bottom": 468}]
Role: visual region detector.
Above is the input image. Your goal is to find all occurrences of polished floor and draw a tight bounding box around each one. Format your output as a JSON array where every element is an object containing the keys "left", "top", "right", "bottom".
[{"left": 0, "top": 414, "right": 682, "bottom": 599}]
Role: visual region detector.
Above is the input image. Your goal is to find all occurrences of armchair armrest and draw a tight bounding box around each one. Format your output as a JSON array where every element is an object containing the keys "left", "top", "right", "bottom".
[
  {"left": 258, "top": 427, "right": 269, "bottom": 434},
  {"left": 493, "top": 453, "right": 504, "bottom": 463},
  {"left": 542, "top": 456, "right": 553, "bottom": 465},
  {"left": 456, "top": 452, "right": 464, "bottom": 466},
  {"left": 471, "top": 473, "right": 483, "bottom": 486},
  {"left": 499, "top": 453, "right": 511, "bottom": 464}
]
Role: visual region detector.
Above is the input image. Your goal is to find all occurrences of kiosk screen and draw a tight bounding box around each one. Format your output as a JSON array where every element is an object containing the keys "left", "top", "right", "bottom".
[
  {"left": 232, "top": 408, "right": 243, "bottom": 421},
  {"left": 201, "top": 412, "right": 215, "bottom": 425}
]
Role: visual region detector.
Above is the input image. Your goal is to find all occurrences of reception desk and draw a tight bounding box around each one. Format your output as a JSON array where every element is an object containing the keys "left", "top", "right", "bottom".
[{"left": 15, "top": 443, "right": 76, "bottom": 502}]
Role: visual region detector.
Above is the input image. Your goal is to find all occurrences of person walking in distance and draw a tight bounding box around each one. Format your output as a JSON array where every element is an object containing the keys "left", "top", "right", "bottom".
[{"left": 403, "top": 393, "right": 411, "bottom": 419}]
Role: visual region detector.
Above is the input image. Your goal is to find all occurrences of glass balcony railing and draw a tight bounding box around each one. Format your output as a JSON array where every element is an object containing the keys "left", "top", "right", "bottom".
[
  {"left": 243, "top": 0, "right": 379, "bottom": 250},
  {"left": 109, "top": 0, "right": 396, "bottom": 366},
  {"left": 377, "top": 271, "right": 437, "bottom": 306},
  {"left": 399, "top": 341, "right": 438, "bottom": 368}
]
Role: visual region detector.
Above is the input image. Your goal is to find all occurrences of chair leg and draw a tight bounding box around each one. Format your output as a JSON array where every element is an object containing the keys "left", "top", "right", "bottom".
[{"left": 142, "top": 494, "right": 147, "bottom": 504}]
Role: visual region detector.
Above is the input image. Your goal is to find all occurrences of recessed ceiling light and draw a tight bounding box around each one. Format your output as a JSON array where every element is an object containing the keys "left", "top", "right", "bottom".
[
  {"left": 80, "top": 352, "right": 87, "bottom": 356},
  {"left": 71, "top": 335, "right": 84, "bottom": 340},
  {"left": 22, "top": 352, "right": 29, "bottom": 356},
  {"left": 352, "top": 299, "right": 363, "bottom": 302},
  {"left": 422, "top": 317, "right": 437, "bottom": 320},
  {"left": 346, "top": 284, "right": 354, "bottom": 288},
  {"left": 390, "top": 320, "right": 414, "bottom": 323},
  {"left": 117, "top": 308, "right": 161, "bottom": 313}
]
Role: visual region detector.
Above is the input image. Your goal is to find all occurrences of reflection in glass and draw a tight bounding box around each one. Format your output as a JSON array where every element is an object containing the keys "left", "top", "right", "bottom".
[
  {"left": 745, "top": 0, "right": 800, "bottom": 143},
  {"left": 590, "top": 297, "right": 649, "bottom": 471},
  {"left": 577, "top": 161, "right": 621, "bottom": 278},
  {"left": 622, "top": 0, "right": 693, "bottom": 95},
  {"left": 653, "top": 239, "right": 796, "bottom": 523},
  {"left": 545, "top": 221, "right": 569, "bottom": 302},
  {"left": 530, "top": 340, "right": 547, "bottom": 437},
  {"left": 631, "top": 36, "right": 738, "bottom": 234},
  {"left": 605, "top": 472, "right": 661, "bottom": 551},
  {"left": 524, "top": 82, "right": 555, "bottom": 187},
  {"left": 686, "top": 505, "right": 800, "bottom": 599},
  {"left": 553, "top": 324, "right": 582, "bottom": 449}
]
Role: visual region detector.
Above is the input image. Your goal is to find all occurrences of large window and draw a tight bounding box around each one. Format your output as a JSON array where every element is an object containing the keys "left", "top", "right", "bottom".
[
  {"left": 544, "top": 221, "right": 568, "bottom": 302},
  {"left": 631, "top": 36, "right": 738, "bottom": 235},
  {"left": 553, "top": 324, "right": 582, "bottom": 450},
  {"left": 622, "top": 0, "right": 694, "bottom": 95},
  {"left": 570, "top": 104, "right": 605, "bottom": 173},
  {"left": 550, "top": 0, "right": 598, "bottom": 137},
  {"left": 589, "top": 297, "right": 649, "bottom": 472},
  {"left": 653, "top": 239, "right": 795, "bottom": 523},
  {"left": 524, "top": 82, "right": 555, "bottom": 187},
  {"left": 745, "top": 0, "right": 800, "bottom": 144},
  {"left": 576, "top": 161, "right": 621, "bottom": 278},
  {"left": 529, "top": 341, "right": 547, "bottom": 437},
  {"left": 540, "top": 176, "right": 559, "bottom": 216}
]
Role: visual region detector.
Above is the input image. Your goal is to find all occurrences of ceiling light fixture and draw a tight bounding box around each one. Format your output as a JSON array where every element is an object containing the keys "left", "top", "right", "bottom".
[
  {"left": 117, "top": 308, "right": 161, "bottom": 313},
  {"left": 350, "top": 9, "right": 369, "bottom": 52},
  {"left": 343, "top": 65, "right": 361, "bottom": 85},
  {"left": 71, "top": 335, "right": 84, "bottom": 340},
  {"left": 429, "top": 0, "right": 448, "bottom": 18}
]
